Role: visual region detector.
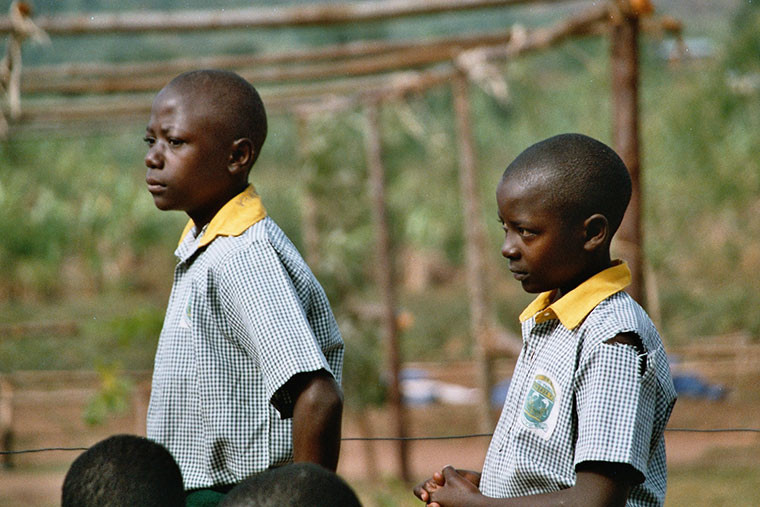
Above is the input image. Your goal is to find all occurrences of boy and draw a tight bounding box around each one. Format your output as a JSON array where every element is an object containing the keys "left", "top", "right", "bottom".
[
  {"left": 143, "top": 70, "right": 344, "bottom": 499},
  {"left": 414, "top": 133, "right": 676, "bottom": 506},
  {"left": 219, "top": 462, "right": 362, "bottom": 507},
  {"left": 61, "top": 434, "right": 184, "bottom": 507}
]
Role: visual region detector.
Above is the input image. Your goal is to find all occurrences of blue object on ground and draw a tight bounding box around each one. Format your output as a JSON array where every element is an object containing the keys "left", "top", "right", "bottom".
[
  {"left": 490, "top": 378, "right": 511, "bottom": 408},
  {"left": 672, "top": 373, "right": 726, "bottom": 400}
]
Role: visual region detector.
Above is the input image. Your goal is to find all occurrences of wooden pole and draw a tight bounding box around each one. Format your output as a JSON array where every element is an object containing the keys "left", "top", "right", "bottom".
[
  {"left": 610, "top": 3, "right": 644, "bottom": 304},
  {"left": 21, "top": 30, "right": 512, "bottom": 83},
  {"left": 451, "top": 70, "right": 495, "bottom": 432},
  {"left": 363, "top": 100, "right": 410, "bottom": 482},
  {"left": 0, "top": 377, "right": 14, "bottom": 468},
  {"left": 20, "top": 38, "right": 498, "bottom": 95},
  {"left": 16, "top": 67, "right": 456, "bottom": 125},
  {"left": 0, "top": 0, "right": 575, "bottom": 35}
]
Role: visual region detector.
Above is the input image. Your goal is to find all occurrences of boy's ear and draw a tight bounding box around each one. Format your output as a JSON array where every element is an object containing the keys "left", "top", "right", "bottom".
[
  {"left": 582, "top": 213, "right": 609, "bottom": 252},
  {"left": 228, "top": 138, "right": 254, "bottom": 177}
]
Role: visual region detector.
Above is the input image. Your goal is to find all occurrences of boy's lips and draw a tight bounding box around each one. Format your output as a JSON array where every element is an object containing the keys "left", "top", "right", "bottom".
[
  {"left": 510, "top": 268, "right": 528, "bottom": 281},
  {"left": 145, "top": 176, "right": 166, "bottom": 193}
]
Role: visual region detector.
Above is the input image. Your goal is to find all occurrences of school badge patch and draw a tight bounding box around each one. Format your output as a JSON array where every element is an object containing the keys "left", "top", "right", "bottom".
[{"left": 521, "top": 370, "right": 561, "bottom": 440}]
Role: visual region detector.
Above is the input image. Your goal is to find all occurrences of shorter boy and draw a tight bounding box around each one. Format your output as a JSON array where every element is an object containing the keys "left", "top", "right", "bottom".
[
  {"left": 414, "top": 133, "right": 676, "bottom": 506},
  {"left": 143, "top": 70, "right": 344, "bottom": 499},
  {"left": 61, "top": 434, "right": 184, "bottom": 507},
  {"left": 219, "top": 463, "right": 362, "bottom": 507}
]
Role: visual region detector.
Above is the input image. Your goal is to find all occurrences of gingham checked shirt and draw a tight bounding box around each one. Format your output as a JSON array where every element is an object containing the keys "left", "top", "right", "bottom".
[
  {"left": 480, "top": 262, "right": 676, "bottom": 506},
  {"left": 147, "top": 186, "right": 344, "bottom": 490}
]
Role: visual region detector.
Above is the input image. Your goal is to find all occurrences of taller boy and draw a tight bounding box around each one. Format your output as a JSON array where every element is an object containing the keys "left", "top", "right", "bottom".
[
  {"left": 415, "top": 133, "right": 676, "bottom": 506},
  {"left": 143, "top": 70, "right": 344, "bottom": 493}
]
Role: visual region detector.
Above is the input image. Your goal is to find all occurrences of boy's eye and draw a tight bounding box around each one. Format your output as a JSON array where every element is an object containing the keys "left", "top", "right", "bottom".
[
  {"left": 518, "top": 227, "right": 535, "bottom": 238},
  {"left": 143, "top": 136, "right": 155, "bottom": 147},
  {"left": 168, "top": 138, "right": 185, "bottom": 147}
]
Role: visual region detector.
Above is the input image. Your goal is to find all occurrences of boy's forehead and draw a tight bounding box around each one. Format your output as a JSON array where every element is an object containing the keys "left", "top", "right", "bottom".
[
  {"left": 153, "top": 84, "right": 229, "bottom": 125},
  {"left": 157, "top": 82, "right": 211, "bottom": 109},
  {"left": 499, "top": 170, "right": 570, "bottom": 218},
  {"left": 501, "top": 166, "right": 559, "bottom": 193}
]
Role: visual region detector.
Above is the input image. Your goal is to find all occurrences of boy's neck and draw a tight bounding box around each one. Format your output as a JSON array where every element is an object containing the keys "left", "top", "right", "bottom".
[
  {"left": 554, "top": 254, "right": 613, "bottom": 302},
  {"left": 188, "top": 182, "right": 249, "bottom": 231}
]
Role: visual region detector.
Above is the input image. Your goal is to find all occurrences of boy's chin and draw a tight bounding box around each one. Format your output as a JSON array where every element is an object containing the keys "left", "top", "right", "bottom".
[
  {"left": 520, "top": 281, "right": 549, "bottom": 294},
  {"left": 150, "top": 196, "right": 174, "bottom": 211}
]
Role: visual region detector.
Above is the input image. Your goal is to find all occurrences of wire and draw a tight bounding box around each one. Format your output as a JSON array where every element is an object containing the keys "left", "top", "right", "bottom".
[
  {"left": 2, "top": 427, "right": 759, "bottom": 455},
  {"left": 341, "top": 433, "right": 493, "bottom": 441},
  {"left": 1, "top": 446, "right": 88, "bottom": 455},
  {"left": 665, "top": 427, "right": 760, "bottom": 433}
]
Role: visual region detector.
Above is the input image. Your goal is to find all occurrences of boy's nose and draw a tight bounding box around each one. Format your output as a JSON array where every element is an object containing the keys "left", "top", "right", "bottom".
[
  {"left": 144, "top": 146, "right": 163, "bottom": 169},
  {"left": 501, "top": 237, "right": 519, "bottom": 259}
]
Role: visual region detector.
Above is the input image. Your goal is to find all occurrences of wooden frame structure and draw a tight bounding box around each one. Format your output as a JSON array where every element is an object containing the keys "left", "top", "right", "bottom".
[{"left": 0, "top": 0, "right": 682, "bottom": 480}]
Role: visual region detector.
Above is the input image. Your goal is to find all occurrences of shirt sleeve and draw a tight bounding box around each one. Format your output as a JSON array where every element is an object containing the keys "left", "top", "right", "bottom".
[
  {"left": 217, "top": 241, "right": 331, "bottom": 418},
  {"left": 574, "top": 337, "right": 657, "bottom": 482}
]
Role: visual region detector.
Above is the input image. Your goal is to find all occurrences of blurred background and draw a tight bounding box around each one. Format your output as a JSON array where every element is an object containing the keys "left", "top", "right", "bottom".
[{"left": 0, "top": 0, "right": 758, "bottom": 505}]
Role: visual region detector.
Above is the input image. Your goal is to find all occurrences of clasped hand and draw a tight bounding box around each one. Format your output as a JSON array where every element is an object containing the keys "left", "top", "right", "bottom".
[{"left": 413, "top": 466, "right": 482, "bottom": 507}]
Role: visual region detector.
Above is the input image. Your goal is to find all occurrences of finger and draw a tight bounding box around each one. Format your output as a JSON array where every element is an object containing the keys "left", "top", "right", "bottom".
[
  {"left": 441, "top": 465, "right": 458, "bottom": 479},
  {"left": 413, "top": 485, "right": 429, "bottom": 502}
]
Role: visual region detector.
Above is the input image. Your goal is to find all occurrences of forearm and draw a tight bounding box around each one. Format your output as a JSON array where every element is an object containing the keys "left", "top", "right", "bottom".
[
  {"left": 428, "top": 466, "right": 632, "bottom": 507},
  {"left": 291, "top": 370, "right": 344, "bottom": 471}
]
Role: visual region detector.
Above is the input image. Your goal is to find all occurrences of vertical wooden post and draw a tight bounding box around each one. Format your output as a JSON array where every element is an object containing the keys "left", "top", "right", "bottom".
[
  {"left": 451, "top": 70, "right": 495, "bottom": 433},
  {"left": 611, "top": 3, "right": 644, "bottom": 304},
  {"left": 296, "top": 113, "right": 321, "bottom": 268},
  {"left": 132, "top": 379, "right": 147, "bottom": 436},
  {"left": 363, "top": 99, "right": 410, "bottom": 482},
  {"left": 0, "top": 376, "right": 14, "bottom": 468}
]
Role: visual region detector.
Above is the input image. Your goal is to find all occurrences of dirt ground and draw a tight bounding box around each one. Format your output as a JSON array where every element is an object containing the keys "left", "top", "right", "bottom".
[{"left": 2, "top": 366, "right": 759, "bottom": 506}]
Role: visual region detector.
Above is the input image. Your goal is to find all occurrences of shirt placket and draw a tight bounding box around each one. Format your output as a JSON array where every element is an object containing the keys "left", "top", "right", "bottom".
[{"left": 500, "top": 319, "right": 545, "bottom": 445}]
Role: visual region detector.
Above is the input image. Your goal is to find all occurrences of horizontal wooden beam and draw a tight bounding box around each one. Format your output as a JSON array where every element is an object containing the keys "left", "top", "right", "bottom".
[
  {"left": 0, "top": 0, "right": 573, "bottom": 35},
  {"left": 458, "top": 1, "right": 611, "bottom": 64},
  {"left": 20, "top": 34, "right": 507, "bottom": 95},
  {"left": 22, "top": 30, "right": 512, "bottom": 83},
  {"left": 15, "top": 67, "right": 456, "bottom": 125}
]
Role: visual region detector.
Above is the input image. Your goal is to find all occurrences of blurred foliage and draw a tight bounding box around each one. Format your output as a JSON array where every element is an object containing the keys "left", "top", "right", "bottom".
[
  {"left": 83, "top": 362, "right": 134, "bottom": 425},
  {"left": 297, "top": 112, "right": 387, "bottom": 408},
  {"left": 723, "top": 0, "right": 760, "bottom": 74}
]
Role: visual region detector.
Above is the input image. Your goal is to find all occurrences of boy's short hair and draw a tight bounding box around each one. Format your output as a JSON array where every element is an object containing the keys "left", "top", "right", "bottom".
[
  {"left": 61, "top": 434, "right": 184, "bottom": 507},
  {"left": 167, "top": 69, "right": 268, "bottom": 165},
  {"left": 219, "top": 463, "right": 362, "bottom": 507},
  {"left": 502, "top": 133, "right": 632, "bottom": 235}
]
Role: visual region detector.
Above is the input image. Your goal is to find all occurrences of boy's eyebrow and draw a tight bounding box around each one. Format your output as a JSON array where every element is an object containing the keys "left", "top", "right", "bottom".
[{"left": 144, "top": 124, "right": 177, "bottom": 135}]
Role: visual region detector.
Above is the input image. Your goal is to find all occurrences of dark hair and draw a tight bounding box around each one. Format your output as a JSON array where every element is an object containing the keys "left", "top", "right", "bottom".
[
  {"left": 219, "top": 463, "right": 362, "bottom": 507},
  {"left": 502, "top": 133, "right": 632, "bottom": 235},
  {"left": 61, "top": 434, "right": 184, "bottom": 507},
  {"left": 167, "top": 69, "right": 268, "bottom": 165}
]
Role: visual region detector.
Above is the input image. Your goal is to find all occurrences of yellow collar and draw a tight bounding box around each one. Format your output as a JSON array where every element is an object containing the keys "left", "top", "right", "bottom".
[
  {"left": 179, "top": 185, "right": 267, "bottom": 248},
  {"left": 518, "top": 261, "right": 631, "bottom": 329}
]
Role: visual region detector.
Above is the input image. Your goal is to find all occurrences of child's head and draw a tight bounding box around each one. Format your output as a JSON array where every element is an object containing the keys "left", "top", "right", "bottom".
[
  {"left": 218, "top": 462, "right": 362, "bottom": 507},
  {"left": 143, "top": 69, "right": 267, "bottom": 228},
  {"left": 496, "top": 133, "right": 631, "bottom": 296},
  {"left": 61, "top": 434, "right": 184, "bottom": 507}
]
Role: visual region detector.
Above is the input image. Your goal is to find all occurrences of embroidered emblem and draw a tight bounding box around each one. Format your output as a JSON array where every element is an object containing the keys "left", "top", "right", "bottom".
[{"left": 521, "top": 370, "right": 561, "bottom": 440}]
